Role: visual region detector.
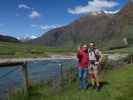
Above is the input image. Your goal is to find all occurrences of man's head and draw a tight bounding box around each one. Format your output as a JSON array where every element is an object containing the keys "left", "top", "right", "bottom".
[{"left": 89, "top": 42, "right": 95, "bottom": 48}]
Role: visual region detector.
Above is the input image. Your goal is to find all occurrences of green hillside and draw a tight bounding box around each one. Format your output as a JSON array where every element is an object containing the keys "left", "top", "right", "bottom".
[
  {"left": 0, "top": 42, "right": 75, "bottom": 58},
  {"left": 9, "top": 64, "right": 133, "bottom": 100},
  {"left": 0, "top": 35, "right": 19, "bottom": 43}
]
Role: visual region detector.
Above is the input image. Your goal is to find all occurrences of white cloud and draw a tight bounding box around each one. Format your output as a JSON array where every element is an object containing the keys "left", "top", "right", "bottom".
[
  {"left": 18, "top": 4, "right": 42, "bottom": 19},
  {"left": 103, "top": 9, "right": 120, "bottom": 14},
  {"left": 68, "top": 0, "right": 119, "bottom": 14},
  {"left": 40, "top": 25, "right": 61, "bottom": 30},
  {"left": 30, "top": 35, "right": 38, "bottom": 39},
  {"left": 29, "top": 11, "right": 41, "bottom": 18},
  {"left": 17, "top": 35, "right": 38, "bottom": 41},
  {"left": 18, "top": 4, "right": 33, "bottom": 10},
  {"left": 30, "top": 24, "right": 62, "bottom": 30}
]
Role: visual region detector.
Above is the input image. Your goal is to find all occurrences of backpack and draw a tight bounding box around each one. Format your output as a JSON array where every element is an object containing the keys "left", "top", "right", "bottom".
[{"left": 89, "top": 48, "right": 101, "bottom": 61}]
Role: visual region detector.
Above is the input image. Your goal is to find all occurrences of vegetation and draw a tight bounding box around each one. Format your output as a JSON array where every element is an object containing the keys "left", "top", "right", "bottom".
[
  {"left": 0, "top": 42, "right": 75, "bottom": 58},
  {"left": 0, "top": 40, "right": 132, "bottom": 58},
  {"left": 0, "top": 35, "right": 18, "bottom": 42},
  {"left": 9, "top": 64, "right": 133, "bottom": 100},
  {"left": 104, "top": 46, "right": 133, "bottom": 55}
]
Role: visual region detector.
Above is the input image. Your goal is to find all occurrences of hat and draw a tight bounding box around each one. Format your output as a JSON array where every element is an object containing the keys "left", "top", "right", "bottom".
[{"left": 89, "top": 42, "right": 95, "bottom": 46}]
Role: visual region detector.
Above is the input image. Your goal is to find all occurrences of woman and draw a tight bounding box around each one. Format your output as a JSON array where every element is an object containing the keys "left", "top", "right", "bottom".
[{"left": 77, "top": 44, "right": 89, "bottom": 89}]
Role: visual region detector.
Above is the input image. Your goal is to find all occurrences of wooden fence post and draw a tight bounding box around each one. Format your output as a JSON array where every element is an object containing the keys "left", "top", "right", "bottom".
[
  {"left": 131, "top": 55, "right": 133, "bottom": 64},
  {"left": 21, "top": 62, "right": 29, "bottom": 94},
  {"left": 59, "top": 64, "right": 63, "bottom": 88},
  {"left": 59, "top": 64, "right": 63, "bottom": 78}
]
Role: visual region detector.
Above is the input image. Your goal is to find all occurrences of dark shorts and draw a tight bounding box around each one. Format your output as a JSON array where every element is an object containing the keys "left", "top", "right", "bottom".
[
  {"left": 89, "top": 60, "right": 98, "bottom": 74},
  {"left": 90, "top": 60, "right": 96, "bottom": 65}
]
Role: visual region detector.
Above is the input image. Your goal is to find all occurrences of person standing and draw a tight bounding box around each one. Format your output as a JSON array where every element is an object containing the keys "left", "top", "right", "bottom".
[
  {"left": 88, "top": 42, "right": 102, "bottom": 91},
  {"left": 77, "top": 44, "right": 89, "bottom": 89}
]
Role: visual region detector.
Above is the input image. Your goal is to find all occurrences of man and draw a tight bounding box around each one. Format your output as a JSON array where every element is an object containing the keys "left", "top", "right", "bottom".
[
  {"left": 88, "top": 42, "right": 102, "bottom": 91},
  {"left": 77, "top": 44, "right": 89, "bottom": 89}
]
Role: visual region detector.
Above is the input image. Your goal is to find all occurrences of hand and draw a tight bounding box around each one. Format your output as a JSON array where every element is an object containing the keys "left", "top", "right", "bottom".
[{"left": 95, "top": 62, "right": 99, "bottom": 65}]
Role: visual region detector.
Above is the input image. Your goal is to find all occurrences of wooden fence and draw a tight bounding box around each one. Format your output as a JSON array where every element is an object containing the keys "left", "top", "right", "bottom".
[{"left": 0, "top": 58, "right": 75, "bottom": 95}]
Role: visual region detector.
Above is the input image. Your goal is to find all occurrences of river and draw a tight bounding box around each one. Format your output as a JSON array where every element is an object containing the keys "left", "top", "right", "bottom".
[{"left": 0, "top": 59, "right": 77, "bottom": 97}]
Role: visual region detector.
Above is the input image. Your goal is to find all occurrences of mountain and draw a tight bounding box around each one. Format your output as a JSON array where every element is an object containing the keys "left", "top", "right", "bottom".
[
  {"left": 18, "top": 35, "right": 38, "bottom": 42},
  {"left": 29, "top": 2, "right": 133, "bottom": 49},
  {"left": 0, "top": 34, "right": 19, "bottom": 42}
]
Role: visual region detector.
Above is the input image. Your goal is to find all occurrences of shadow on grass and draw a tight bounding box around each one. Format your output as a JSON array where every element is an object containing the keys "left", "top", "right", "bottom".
[
  {"left": 87, "top": 81, "right": 109, "bottom": 91},
  {"left": 100, "top": 81, "right": 109, "bottom": 89}
]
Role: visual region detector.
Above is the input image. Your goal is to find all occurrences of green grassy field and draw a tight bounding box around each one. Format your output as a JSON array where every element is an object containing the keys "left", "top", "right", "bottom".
[
  {"left": 0, "top": 42, "right": 75, "bottom": 58},
  {"left": 111, "top": 47, "right": 133, "bottom": 55},
  {"left": 9, "top": 64, "right": 133, "bottom": 100},
  {"left": 104, "top": 46, "right": 133, "bottom": 55},
  {"left": 0, "top": 41, "right": 132, "bottom": 58}
]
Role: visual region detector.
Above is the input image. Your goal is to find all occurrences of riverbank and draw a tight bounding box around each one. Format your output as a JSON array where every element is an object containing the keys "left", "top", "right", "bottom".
[
  {"left": 0, "top": 59, "right": 77, "bottom": 100},
  {"left": 9, "top": 64, "right": 133, "bottom": 100},
  {"left": 0, "top": 55, "right": 76, "bottom": 64},
  {"left": 0, "top": 53, "right": 132, "bottom": 100},
  {"left": 0, "top": 41, "right": 133, "bottom": 58},
  {"left": 0, "top": 41, "right": 76, "bottom": 58}
]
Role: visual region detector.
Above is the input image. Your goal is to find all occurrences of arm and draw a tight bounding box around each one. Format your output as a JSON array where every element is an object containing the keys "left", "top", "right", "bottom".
[
  {"left": 77, "top": 51, "right": 82, "bottom": 62},
  {"left": 95, "top": 49, "right": 102, "bottom": 62}
]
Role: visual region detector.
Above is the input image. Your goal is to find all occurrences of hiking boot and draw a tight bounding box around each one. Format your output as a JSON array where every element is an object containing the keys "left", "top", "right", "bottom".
[
  {"left": 86, "top": 83, "right": 91, "bottom": 89},
  {"left": 96, "top": 86, "right": 101, "bottom": 92},
  {"left": 91, "top": 85, "right": 95, "bottom": 89}
]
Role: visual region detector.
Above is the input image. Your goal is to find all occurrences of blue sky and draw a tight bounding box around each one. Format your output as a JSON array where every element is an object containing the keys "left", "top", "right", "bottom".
[{"left": 0, "top": 0, "right": 128, "bottom": 39}]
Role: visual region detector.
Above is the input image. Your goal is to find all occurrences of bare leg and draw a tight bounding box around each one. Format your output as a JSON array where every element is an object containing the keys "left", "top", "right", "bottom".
[
  {"left": 94, "top": 71, "right": 100, "bottom": 91},
  {"left": 91, "top": 76, "right": 95, "bottom": 87},
  {"left": 95, "top": 74, "right": 100, "bottom": 87}
]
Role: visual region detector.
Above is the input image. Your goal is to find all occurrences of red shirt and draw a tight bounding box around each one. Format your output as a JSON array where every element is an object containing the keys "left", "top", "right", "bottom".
[{"left": 77, "top": 48, "right": 89, "bottom": 68}]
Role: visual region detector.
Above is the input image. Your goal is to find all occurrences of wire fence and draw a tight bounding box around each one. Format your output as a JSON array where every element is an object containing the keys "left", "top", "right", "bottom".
[
  {"left": 0, "top": 59, "right": 77, "bottom": 98},
  {"left": 0, "top": 68, "right": 18, "bottom": 80}
]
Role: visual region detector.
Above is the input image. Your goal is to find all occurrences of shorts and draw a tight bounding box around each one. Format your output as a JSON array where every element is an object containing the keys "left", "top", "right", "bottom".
[{"left": 88, "top": 60, "right": 98, "bottom": 74}]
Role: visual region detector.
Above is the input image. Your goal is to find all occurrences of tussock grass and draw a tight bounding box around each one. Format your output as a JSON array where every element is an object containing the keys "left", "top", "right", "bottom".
[
  {"left": 9, "top": 64, "right": 133, "bottom": 100},
  {"left": 0, "top": 42, "right": 75, "bottom": 58}
]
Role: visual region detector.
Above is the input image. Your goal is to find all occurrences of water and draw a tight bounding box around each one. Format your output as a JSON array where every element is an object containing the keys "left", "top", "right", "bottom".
[{"left": 0, "top": 59, "right": 77, "bottom": 97}]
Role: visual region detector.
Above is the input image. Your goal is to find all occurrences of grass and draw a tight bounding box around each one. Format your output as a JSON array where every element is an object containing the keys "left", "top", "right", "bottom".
[
  {"left": 104, "top": 46, "right": 133, "bottom": 55},
  {"left": 0, "top": 41, "right": 132, "bottom": 58},
  {"left": 0, "top": 42, "right": 76, "bottom": 58},
  {"left": 9, "top": 64, "right": 133, "bottom": 100}
]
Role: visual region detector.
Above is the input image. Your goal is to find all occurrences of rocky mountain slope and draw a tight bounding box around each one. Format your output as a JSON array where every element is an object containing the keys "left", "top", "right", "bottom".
[{"left": 29, "top": 2, "right": 133, "bottom": 49}]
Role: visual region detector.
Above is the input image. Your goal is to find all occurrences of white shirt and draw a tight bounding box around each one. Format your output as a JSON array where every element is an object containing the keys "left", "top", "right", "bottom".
[{"left": 88, "top": 49, "right": 101, "bottom": 61}]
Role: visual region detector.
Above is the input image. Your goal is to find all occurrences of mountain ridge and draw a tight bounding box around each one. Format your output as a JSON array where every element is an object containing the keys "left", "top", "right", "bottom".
[
  {"left": 0, "top": 34, "right": 19, "bottom": 42},
  {"left": 29, "top": 2, "right": 133, "bottom": 48}
]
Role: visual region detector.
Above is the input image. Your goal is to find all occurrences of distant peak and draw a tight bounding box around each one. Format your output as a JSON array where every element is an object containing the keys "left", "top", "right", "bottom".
[{"left": 0, "top": 32, "right": 7, "bottom": 36}]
